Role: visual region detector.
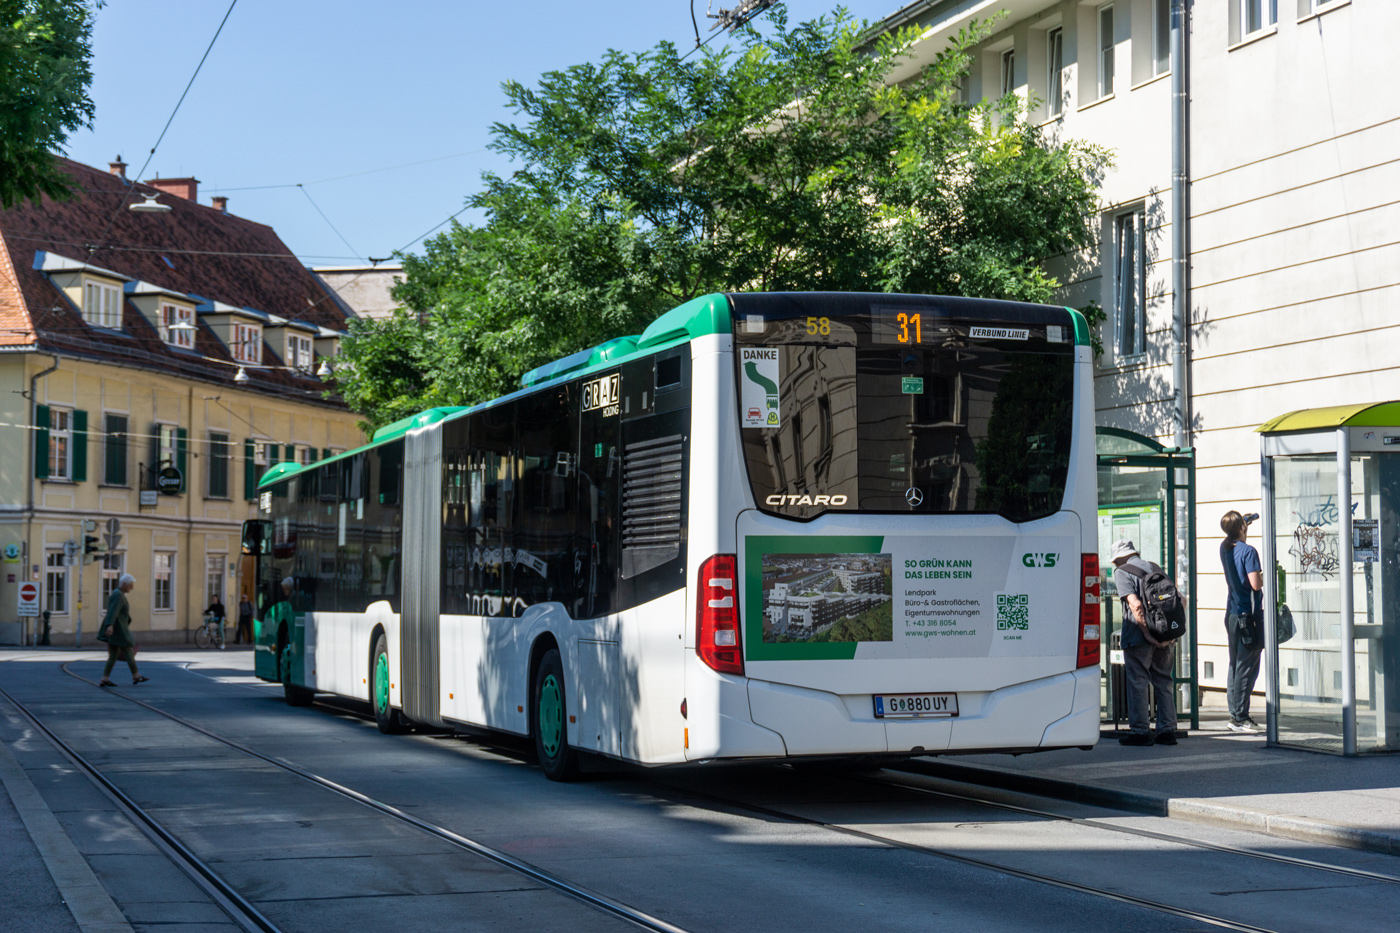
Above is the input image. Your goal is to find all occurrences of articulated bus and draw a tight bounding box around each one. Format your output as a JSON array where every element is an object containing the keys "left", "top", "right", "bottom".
[{"left": 242, "top": 292, "right": 1102, "bottom": 780}]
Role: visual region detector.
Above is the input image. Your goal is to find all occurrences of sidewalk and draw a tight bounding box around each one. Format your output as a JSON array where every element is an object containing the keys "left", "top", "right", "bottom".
[{"left": 916, "top": 694, "right": 1400, "bottom": 856}]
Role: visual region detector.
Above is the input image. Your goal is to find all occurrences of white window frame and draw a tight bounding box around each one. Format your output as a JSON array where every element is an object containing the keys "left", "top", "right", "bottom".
[
  {"left": 158, "top": 424, "right": 177, "bottom": 469},
  {"left": 1097, "top": 4, "right": 1115, "bottom": 100},
  {"left": 1000, "top": 48, "right": 1016, "bottom": 97},
  {"left": 1240, "top": 0, "right": 1278, "bottom": 36},
  {"left": 288, "top": 333, "right": 313, "bottom": 373},
  {"left": 205, "top": 554, "right": 225, "bottom": 609},
  {"left": 100, "top": 552, "right": 125, "bottom": 608},
  {"left": 1303, "top": 0, "right": 1343, "bottom": 14},
  {"left": 160, "top": 303, "right": 195, "bottom": 349},
  {"left": 1153, "top": 0, "right": 1171, "bottom": 77},
  {"left": 1047, "top": 27, "right": 1065, "bottom": 116},
  {"left": 45, "top": 551, "right": 68, "bottom": 614},
  {"left": 82, "top": 279, "right": 122, "bottom": 329},
  {"left": 1114, "top": 209, "right": 1147, "bottom": 361},
  {"left": 153, "top": 551, "right": 176, "bottom": 612},
  {"left": 48, "top": 408, "right": 72, "bottom": 480},
  {"left": 231, "top": 323, "right": 262, "bottom": 364}
]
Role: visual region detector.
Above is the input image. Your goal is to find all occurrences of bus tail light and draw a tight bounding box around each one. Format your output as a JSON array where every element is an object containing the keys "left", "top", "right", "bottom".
[
  {"left": 697, "top": 554, "right": 743, "bottom": 676},
  {"left": 1078, "top": 553, "right": 1101, "bottom": 668}
]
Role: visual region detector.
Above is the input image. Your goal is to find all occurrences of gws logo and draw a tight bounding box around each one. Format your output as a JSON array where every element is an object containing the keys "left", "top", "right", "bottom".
[
  {"left": 766, "top": 494, "right": 848, "bottom": 507},
  {"left": 1022, "top": 552, "right": 1059, "bottom": 568}
]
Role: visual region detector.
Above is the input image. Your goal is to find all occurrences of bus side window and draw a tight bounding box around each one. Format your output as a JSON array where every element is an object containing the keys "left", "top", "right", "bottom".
[
  {"left": 579, "top": 376, "right": 621, "bottom": 618},
  {"left": 514, "top": 385, "right": 578, "bottom": 612}
]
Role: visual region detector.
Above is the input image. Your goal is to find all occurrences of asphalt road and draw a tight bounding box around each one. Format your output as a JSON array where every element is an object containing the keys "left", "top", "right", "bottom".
[{"left": 3, "top": 650, "right": 1399, "bottom": 933}]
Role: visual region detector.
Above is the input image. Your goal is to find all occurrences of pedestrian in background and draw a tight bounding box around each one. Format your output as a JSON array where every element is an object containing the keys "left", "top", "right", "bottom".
[
  {"left": 1220, "top": 510, "right": 1264, "bottom": 732},
  {"left": 1110, "top": 539, "right": 1178, "bottom": 746},
  {"left": 235, "top": 593, "right": 254, "bottom": 644},
  {"left": 97, "top": 574, "right": 148, "bottom": 687}
]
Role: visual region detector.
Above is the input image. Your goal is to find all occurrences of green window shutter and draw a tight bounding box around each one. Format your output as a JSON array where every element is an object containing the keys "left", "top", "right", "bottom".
[
  {"left": 105, "top": 414, "right": 128, "bottom": 486},
  {"left": 268, "top": 444, "right": 279, "bottom": 467},
  {"left": 307, "top": 448, "right": 318, "bottom": 463},
  {"left": 34, "top": 404, "right": 50, "bottom": 479},
  {"left": 244, "top": 439, "right": 257, "bottom": 501},
  {"left": 71, "top": 410, "right": 88, "bottom": 482},
  {"left": 147, "top": 423, "right": 159, "bottom": 476},
  {"left": 322, "top": 447, "right": 332, "bottom": 461},
  {"left": 176, "top": 428, "right": 188, "bottom": 487}
]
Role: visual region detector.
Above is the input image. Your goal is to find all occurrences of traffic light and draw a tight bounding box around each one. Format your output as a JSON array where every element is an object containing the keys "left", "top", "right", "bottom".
[{"left": 84, "top": 535, "right": 101, "bottom": 556}]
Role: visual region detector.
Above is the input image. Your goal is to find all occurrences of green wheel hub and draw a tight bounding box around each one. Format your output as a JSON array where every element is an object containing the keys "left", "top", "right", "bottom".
[
  {"left": 538, "top": 673, "right": 563, "bottom": 757},
  {"left": 375, "top": 652, "right": 389, "bottom": 714}
]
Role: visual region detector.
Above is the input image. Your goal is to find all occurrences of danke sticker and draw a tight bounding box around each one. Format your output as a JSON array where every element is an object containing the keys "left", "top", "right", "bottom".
[{"left": 740, "top": 347, "right": 781, "bottom": 428}]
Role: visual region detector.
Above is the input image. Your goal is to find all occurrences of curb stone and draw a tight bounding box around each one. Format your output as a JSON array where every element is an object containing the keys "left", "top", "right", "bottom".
[{"left": 915, "top": 758, "right": 1400, "bottom": 858}]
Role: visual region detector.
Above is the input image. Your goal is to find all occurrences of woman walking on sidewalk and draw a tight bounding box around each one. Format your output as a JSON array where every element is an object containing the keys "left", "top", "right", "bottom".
[{"left": 97, "top": 574, "right": 148, "bottom": 687}]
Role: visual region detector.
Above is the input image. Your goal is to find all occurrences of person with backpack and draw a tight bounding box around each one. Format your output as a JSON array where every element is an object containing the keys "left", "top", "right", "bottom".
[
  {"left": 1220, "top": 510, "right": 1264, "bottom": 733},
  {"left": 1110, "top": 539, "right": 1179, "bottom": 746}
]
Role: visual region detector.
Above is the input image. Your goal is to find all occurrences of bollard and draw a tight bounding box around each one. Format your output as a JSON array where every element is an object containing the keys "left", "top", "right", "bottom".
[{"left": 40, "top": 610, "right": 51, "bottom": 646}]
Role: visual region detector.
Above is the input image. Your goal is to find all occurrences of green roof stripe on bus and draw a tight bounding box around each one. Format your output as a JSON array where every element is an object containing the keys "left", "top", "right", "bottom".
[
  {"left": 636, "top": 293, "right": 731, "bottom": 349},
  {"left": 371, "top": 406, "right": 470, "bottom": 443},
  {"left": 258, "top": 461, "right": 303, "bottom": 488},
  {"left": 1065, "top": 306, "right": 1091, "bottom": 347}
]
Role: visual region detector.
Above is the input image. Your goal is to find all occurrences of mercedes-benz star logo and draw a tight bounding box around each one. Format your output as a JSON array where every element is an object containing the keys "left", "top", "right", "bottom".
[{"left": 905, "top": 487, "right": 924, "bottom": 507}]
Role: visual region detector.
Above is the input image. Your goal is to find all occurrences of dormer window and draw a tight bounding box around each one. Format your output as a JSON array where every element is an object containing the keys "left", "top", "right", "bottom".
[
  {"left": 83, "top": 279, "right": 122, "bottom": 329},
  {"left": 231, "top": 323, "right": 261, "bottom": 364},
  {"left": 288, "top": 333, "right": 313, "bottom": 373},
  {"left": 160, "top": 303, "right": 194, "bottom": 348}
]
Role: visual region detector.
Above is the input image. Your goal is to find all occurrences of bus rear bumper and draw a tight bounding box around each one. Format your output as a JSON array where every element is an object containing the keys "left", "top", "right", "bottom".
[{"left": 741, "top": 667, "right": 1094, "bottom": 758}]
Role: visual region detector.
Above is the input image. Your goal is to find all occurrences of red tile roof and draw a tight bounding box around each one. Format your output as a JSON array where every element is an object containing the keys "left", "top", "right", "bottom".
[{"left": 0, "top": 157, "right": 351, "bottom": 402}]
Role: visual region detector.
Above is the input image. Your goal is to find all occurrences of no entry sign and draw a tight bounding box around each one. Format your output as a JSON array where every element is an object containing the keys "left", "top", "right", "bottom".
[{"left": 17, "top": 581, "right": 39, "bottom": 617}]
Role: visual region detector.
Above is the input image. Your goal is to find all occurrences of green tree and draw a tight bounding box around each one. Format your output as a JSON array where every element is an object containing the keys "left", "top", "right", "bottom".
[
  {"left": 337, "top": 5, "right": 1107, "bottom": 427},
  {"left": 0, "top": 0, "right": 100, "bottom": 208}
]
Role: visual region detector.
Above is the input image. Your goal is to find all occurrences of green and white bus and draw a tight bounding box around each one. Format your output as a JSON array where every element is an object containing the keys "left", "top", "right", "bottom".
[{"left": 244, "top": 292, "right": 1102, "bottom": 780}]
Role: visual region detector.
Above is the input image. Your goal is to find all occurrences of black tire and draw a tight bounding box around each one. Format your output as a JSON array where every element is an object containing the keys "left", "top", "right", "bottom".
[
  {"left": 532, "top": 648, "right": 579, "bottom": 782},
  {"left": 194, "top": 626, "right": 212, "bottom": 649},
  {"left": 372, "top": 634, "right": 408, "bottom": 734},
  {"left": 279, "top": 635, "right": 314, "bottom": 707}
]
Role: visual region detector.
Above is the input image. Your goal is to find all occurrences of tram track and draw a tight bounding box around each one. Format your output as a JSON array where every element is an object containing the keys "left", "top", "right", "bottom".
[
  {"left": 0, "top": 681, "right": 279, "bottom": 933},
  {"left": 44, "top": 659, "right": 1396, "bottom": 933},
  {"left": 21, "top": 663, "right": 693, "bottom": 933},
  {"left": 313, "top": 683, "right": 1400, "bottom": 933}
]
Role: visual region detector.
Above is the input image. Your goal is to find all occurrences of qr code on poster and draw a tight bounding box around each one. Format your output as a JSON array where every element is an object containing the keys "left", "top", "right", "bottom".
[{"left": 997, "top": 594, "right": 1029, "bottom": 631}]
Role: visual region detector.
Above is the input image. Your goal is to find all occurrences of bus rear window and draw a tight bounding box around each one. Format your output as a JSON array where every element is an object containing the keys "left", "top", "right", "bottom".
[{"left": 733, "top": 295, "right": 1076, "bottom": 522}]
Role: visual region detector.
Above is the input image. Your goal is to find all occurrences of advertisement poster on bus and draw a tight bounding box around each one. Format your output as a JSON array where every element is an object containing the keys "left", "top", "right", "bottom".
[{"left": 745, "top": 534, "right": 1076, "bottom": 661}]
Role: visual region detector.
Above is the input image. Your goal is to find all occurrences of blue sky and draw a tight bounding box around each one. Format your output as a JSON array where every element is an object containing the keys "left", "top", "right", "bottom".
[{"left": 66, "top": 0, "right": 909, "bottom": 267}]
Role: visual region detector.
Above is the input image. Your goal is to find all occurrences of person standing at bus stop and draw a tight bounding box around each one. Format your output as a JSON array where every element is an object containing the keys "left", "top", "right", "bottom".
[
  {"left": 1110, "top": 540, "right": 1177, "bottom": 746},
  {"left": 1220, "top": 510, "right": 1264, "bottom": 732},
  {"left": 97, "top": 574, "right": 148, "bottom": 687}
]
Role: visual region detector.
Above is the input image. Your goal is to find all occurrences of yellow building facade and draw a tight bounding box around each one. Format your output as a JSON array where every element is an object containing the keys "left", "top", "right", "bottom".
[{"left": 0, "top": 158, "right": 368, "bottom": 644}]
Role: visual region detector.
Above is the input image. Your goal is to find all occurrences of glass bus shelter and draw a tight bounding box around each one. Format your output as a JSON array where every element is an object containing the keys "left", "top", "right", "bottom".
[
  {"left": 1259, "top": 402, "right": 1400, "bottom": 755},
  {"left": 1097, "top": 428, "right": 1198, "bottom": 730}
]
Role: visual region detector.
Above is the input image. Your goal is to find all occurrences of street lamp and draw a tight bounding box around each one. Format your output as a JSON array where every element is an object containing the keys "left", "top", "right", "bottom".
[{"left": 130, "top": 193, "right": 171, "bottom": 213}]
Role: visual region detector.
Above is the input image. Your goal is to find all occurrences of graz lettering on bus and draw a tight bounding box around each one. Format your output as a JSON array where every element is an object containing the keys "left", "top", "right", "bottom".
[
  {"left": 582, "top": 373, "right": 620, "bottom": 416},
  {"left": 765, "top": 493, "right": 849, "bottom": 507}
]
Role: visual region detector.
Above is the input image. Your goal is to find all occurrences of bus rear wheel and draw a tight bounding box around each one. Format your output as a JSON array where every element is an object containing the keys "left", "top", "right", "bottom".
[
  {"left": 533, "top": 648, "right": 579, "bottom": 782},
  {"left": 279, "top": 639, "right": 314, "bottom": 707},
  {"left": 373, "top": 634, "right": 408, "bottom": 734}
]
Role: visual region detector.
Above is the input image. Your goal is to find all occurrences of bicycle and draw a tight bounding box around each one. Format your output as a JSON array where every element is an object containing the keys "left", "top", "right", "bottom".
[{"left": 195, "top": 613, "right": 226, "bottom": 649}]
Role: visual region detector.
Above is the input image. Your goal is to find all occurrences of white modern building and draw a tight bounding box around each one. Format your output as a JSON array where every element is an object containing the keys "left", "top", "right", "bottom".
[{"left": 875, "top": 0, "right": 1394, "bottom": 708}]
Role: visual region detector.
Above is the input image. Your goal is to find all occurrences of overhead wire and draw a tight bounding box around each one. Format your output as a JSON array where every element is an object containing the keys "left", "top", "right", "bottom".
[
  {"left": 84, "top": 0, "right": 240, "bottom": 262},
  {"left": 299, "top": 186, "right": 361, "bottom": 261}
]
